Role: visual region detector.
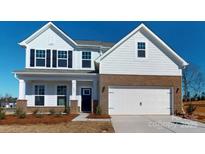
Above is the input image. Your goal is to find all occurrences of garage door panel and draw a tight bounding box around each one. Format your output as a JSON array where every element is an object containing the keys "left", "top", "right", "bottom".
[{"left": 109, "top": 87, "right": 171, "bottom": 115}]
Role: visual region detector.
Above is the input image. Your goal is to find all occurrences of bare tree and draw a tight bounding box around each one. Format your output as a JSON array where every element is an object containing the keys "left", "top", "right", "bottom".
[{"left": 182, "top": 64, "right": 205, "bottom": 100}]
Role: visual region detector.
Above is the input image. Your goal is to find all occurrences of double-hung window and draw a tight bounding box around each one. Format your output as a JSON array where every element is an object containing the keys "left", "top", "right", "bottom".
[
  {"left": 58, "top": 51, "right": 67, "bottom": 67},
  {"left": 137, "top": 42, "right": 146, "bottom": 58},
  {"left": 36, "top": 50, "right": 46, "bottom": 66},
  {"left": 57, "top": 86, "right": 67, "bottom": 106},
  {"left": 82, "top": 51, "right": 91, "bottom": 68},
  {"left": 35, "top": 85, "right": 45, "bottom": 106}
]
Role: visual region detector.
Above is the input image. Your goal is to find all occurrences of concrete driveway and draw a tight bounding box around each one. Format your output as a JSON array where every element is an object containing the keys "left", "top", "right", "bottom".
[{"left": 111, "top": 115, "right": 205, "bottom": 133}]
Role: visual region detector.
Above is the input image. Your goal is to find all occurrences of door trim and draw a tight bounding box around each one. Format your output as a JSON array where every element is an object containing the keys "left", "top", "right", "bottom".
[{"left": 81, "top": 87, "right": 92, "bottom": 112}]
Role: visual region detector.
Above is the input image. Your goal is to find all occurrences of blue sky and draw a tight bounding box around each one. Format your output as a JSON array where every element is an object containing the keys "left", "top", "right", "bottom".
[{"left": 0, "top": 21, "right": 205, "bottom": 97}]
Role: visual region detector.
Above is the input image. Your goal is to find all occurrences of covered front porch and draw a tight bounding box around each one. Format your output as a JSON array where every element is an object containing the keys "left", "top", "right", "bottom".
[{"left": 15, "top": 70, "right": 99, "bottom": 113}]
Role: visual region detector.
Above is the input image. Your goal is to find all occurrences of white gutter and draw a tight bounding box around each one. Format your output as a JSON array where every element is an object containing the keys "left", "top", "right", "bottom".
[{"left": 13, "top": 72, "right": 98, "bottom": 76}]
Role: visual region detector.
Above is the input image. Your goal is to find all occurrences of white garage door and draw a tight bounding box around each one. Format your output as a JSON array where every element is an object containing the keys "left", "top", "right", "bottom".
[{"left": 109, "top": 87, "right": 172, "bottom": 115}]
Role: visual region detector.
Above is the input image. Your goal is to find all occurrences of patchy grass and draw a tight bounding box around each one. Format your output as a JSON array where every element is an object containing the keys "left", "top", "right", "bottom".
[
  {"left": 0, "top": 121, "right": 114, "bottom": 133},
  {"left": 87, "top": 114, "right": 111, "bottom": 119},
  {"left": 0, "top": 114, "right": 78, "bottom": 125}
]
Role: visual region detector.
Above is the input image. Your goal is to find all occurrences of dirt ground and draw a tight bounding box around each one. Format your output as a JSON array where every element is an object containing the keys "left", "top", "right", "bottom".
[
  {"left": 0, "top": 121, "right": 115, "bottom": 133},
  {"left": 0, "top": 114, "right": 78, "bottom": 125}
]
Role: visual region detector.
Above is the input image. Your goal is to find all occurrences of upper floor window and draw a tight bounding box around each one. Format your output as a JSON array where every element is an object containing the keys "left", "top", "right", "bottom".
[
  {"left": 137, "top": 42, "right": 146, "bottom": 58},
  {"left": 82, "top": 51, "right": 91, "bottom": 68},
  {"left": 36, "top": 50, "right": 46, "bottom": 66},
  {"left": 58, "top": 51, "right": 68, "bottom": 67}
]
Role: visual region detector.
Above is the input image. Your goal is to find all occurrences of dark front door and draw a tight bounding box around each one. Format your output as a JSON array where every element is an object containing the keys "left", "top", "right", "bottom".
[{"left": 81, "top": 88, "right": 92, "bottom": 112}]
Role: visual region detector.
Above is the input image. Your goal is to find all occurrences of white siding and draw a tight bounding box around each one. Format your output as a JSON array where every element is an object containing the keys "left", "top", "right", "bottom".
[
  {"left": 25, "top": 81, "right": 71, "bottom": 107},
  {"left": 100, "top": 31, "right": 182, "bottom": 76},
  {"left": 27, "top": 28, "right": 74, "bottom": 50},
  {"left": 76, "top": 81, "right": 98, "bottom": 99},
  {"left": 25, "top": 27, "right": 100, "bottom": 70},
  {"left": 25, "top": 80, "right": 98, "bottom": 107},
  {"left": 73, "top": 50, "right": 100, "bottom": 70}
]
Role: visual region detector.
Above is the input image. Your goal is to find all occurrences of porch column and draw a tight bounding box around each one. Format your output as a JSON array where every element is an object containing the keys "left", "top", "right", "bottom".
[
  {"left": 18, "top": 79, "right": 25, "bottom": 99},
  {"left": 70, "top": 80, "right": 79, "bottom": 114},
  {"left": 71, "top": 80, "right": 77, "bottom": 99},
  {"left": 16, "top": 79, "right": 27, "bottom": 113}
]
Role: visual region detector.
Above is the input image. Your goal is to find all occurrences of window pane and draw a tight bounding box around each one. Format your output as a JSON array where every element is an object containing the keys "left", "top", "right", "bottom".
[
  {"left": 58, "top": 59, "right": 67, "bottom": 67},
  {"left": 57, "top": 86, "right": 67, "bottom": 95},
  {"left": 138, "top": 42, "right": 145, "bottom": 49},
  {"left": 83, "top": 89, "right": 91, "bottom": 95},
  {"left": 58, "top": 51, "right": 67, "bottom": 58},
  {"left": 35, "top": 85, "right": 45, "bottom": 95},
  {"left": 82, "top": 60, "right": 91, "bottom": 68},
  {"left": 35, "top": 96, "right": 44, "bottom": 106},
  {"left": 57, "top": 96, "right": 66, "bottom": 106},
  {"left": 36, "top": 59, "right": 45, "bottom": 66},
  {"left": 82, "top": 51, "right": 91, "bottom": 60},
  {"left": 36, "top": 50, "right": 45, "bottom": 58},
  {"left": 138, "top": 50, "right": 145, "bottom": 57}
]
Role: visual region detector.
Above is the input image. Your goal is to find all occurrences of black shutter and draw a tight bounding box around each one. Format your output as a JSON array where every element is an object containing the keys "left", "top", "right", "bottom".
[
  {"left": 52, "top": 50, "right": 57, "bottom": 67},
  {"left": 46, "top": 49, "right": 51, "bottom": 67},
  {"left": 30, "top": 49, "right": 35, "bottom": 67},
  {"left": 68, "top": 51, "right": 72, "bottom": 68}
]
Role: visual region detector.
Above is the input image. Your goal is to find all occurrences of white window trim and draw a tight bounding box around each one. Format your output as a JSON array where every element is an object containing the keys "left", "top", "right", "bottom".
[
  {"left": 135, "top": 41, "right": 148, "bottom": 59},
  {"left": 82, "top": 88, "right": 91, "bottom": 95},
  {"left": 56, "top": 85, "right": 67, "bottom": 106},
  {"left": 82, "top": 51, "right": 92, "bottom": 68},
  {"left": 57, "top": 50, "right": 68, "bottom": 68},
  {"left": 34, "top": 85, "right": 45, "bottom": 107},
  {"left": 35, "top": 49, "right": 47, "bottom": 67}
]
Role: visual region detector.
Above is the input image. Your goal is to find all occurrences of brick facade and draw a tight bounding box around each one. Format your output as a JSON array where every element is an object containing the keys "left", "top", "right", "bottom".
[
  {"left": 26, "top": 107, "right": 65, "bottom": 113},
  {"left": 99, "top": 74, "right": 182, "bottom": 115},
  {"left": 16, "top": 99, "right": 27, "bottom": 112},
  {"left": 70, "top": 100, "right": 79, "bottom": 114}
]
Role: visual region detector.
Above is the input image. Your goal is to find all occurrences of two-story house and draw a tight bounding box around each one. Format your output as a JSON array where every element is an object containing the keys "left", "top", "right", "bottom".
[{"left": 14, "top": 22, "right": 188, "bottom": 115}]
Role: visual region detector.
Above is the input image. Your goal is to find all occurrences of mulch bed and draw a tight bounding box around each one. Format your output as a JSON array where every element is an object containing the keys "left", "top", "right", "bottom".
[
  {"left": 0, "top": 114, "right": 78, "bottom": 125},
  {"left": 87, "top": 114, "right": 111, "bottom": 119}
]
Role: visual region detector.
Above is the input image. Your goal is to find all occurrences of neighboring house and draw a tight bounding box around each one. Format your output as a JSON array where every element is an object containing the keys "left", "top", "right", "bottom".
[
  {"left": 13, "top": 22, "right": 188, "bottom": 115},
  {"left": 0, "top": 102, "right": 16, "bottom": 108}
]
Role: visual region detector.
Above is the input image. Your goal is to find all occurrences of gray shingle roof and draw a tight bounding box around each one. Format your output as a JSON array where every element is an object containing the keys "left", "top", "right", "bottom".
[{"left": 75, "top": 40, "right": 114, "bottom": 48}]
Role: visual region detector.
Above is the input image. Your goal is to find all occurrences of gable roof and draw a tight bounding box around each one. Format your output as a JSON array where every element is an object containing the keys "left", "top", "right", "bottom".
[
  {"left": 96, "top": 23, "right": 188, "bottom": 67},
  {"left": 19, "top": 22, "right": 78, "bottom": 47},
  {"left": 19, "top": 22, "right": 114, "bottom": 51}
]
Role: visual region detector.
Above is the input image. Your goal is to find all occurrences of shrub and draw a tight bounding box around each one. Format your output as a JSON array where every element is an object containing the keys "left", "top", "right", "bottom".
[
  {"left": 96, "top": 105, "right": 102, "bottom": 115},
  {"left": 15, "top": 108, "right": 26, "bottom": 119},
  {"left": 49, "top": 109, "right": 56, "bottom": 115},
  {"left": 64, "top": 107, "right": 69, "bottom": 114},
  {"left": 0, "top": 107, "right": 6, "bottom": 120},
  {"left": 186, "top": 104, "right": 197, "bottom": 115}
]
